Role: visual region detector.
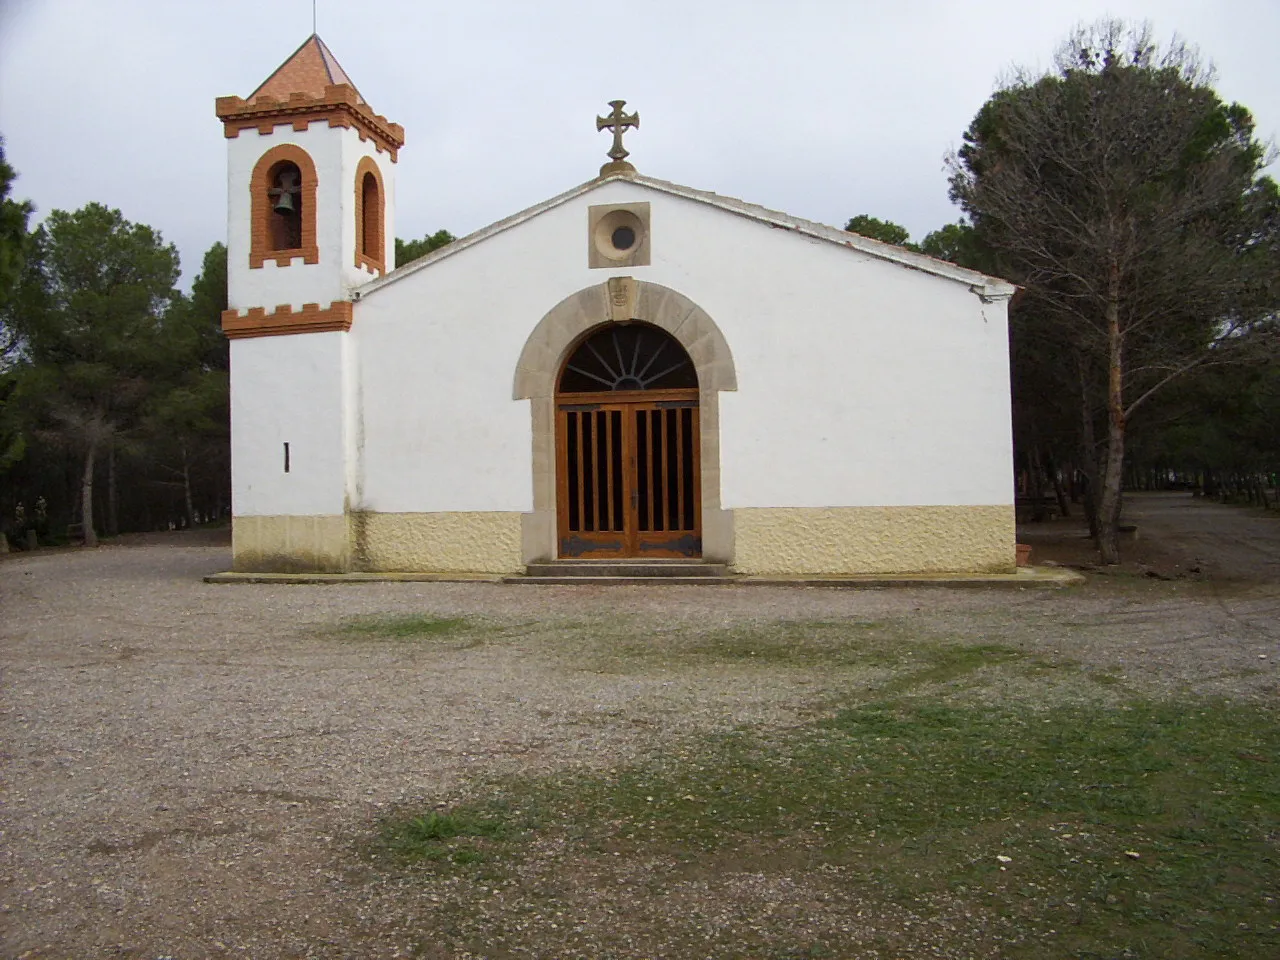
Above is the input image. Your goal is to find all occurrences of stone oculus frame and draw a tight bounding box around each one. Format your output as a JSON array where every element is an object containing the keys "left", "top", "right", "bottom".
[
  {"left": 514, "top": 277, "right": 737, "bottom": 564},
  {"left": 588, "top": 202, "right": 650, "bottom": 268}
]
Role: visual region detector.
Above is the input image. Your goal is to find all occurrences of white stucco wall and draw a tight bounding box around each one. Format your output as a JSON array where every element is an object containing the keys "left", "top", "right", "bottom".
[
  {"left": 348, "top": 179, "right": 1013, "bottom": 516},
  {"left": 226, "top": 123, "right": 396, "bottom": 314},
  {"left": 354, "top": 259, "right": 534, "bottom": 510},
  {"left": 706, "top": 235, "right": 1013, "bottom": 509},
  {"left": 230, "top": 331, "right": 350, "bottom": 517}
]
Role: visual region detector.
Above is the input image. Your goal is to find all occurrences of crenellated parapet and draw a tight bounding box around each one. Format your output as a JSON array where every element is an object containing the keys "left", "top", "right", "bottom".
[
  {"left": 216, "top": 84, "right": 404, "bottom": 161},
  {"left": 221, "top": 301, "right": 353, "bottom": 339}
]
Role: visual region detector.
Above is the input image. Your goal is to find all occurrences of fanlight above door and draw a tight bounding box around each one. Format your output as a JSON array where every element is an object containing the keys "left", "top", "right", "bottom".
[{"left": 558, "top": 323, "right": 697, "bottom": 394}]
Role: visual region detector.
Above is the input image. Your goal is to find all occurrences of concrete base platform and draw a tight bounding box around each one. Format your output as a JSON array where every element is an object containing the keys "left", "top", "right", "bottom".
[
  {"left": 204, "top": 571, "right": 505, "bottom": 585},
  {"left": 204, "top": 566, "right": 1084, "bottom": 587},
  {"left": 508, "top": 576, "right": 733, "bottom": 585},
  {"left": 729, "top": 566, "right": 1086, "bottom": 588}
]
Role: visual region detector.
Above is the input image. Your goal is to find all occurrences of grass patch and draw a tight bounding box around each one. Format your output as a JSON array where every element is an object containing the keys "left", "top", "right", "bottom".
[
  {"left": 336, "top": 615, "right": 473, "bottom": 642},
  {"left": 587, "top": 622, "right": 1059, "bottom": 700},
  {"left": 589, "top": 618, "right": 928, "bottom": 672},
  {"left": 681, "top": 620, "right": 893, "bottom": 665},
  {"left": 383, "top": 696, "right": 1280, "bottom": 958},
  {"left": 376, "top": 810, "right": 513, "bottom": 865},
  {"left": 876, "top": 642, "right": 1024, "bottom": 694}
]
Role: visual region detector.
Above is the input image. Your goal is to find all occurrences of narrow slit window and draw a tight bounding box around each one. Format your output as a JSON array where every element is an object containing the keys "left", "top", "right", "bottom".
[{"left": 283, "top": 442, "right": 291, "bottom": 473}]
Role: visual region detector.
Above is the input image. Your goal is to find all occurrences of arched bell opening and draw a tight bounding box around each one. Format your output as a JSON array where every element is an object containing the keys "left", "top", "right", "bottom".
[
  {"left": 555, "top": 322, "right": 701, "bottom": 558},
  {"left": 248, "top": 144, "right": 319, "bottom": 268},
  {"left": 354, "top": 156, "right": 386, "bottom": 272},
  {"left": 266, "top": 159, "right": 304, "bottom": 251}
]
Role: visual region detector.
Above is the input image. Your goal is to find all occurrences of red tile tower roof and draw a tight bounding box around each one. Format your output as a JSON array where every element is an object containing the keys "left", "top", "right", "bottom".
[
  {"left": 248, "top": 34, "right": 364, "bottom": 104},
  {"left": 215, "top": 35, "right": 403, "bottom": 159}
]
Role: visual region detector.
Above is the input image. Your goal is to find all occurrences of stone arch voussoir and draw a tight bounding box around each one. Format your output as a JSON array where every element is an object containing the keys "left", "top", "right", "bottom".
[{"left": 513, "top": 280, "right": 736, "bottom": 400}]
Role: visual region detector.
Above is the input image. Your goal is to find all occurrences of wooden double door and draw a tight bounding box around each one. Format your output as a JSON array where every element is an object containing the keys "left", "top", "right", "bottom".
[{"left": 556, "top": 390, "right": 701, "bottom": 558}]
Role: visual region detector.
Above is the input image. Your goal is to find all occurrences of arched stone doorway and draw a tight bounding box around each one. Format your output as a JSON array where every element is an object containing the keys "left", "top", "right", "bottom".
[
  {"left": 513, "top": 278, "right": 737, "bottom": 564},
  {"left": 557, "top": 322, "right": 700, "bottom": 557}
]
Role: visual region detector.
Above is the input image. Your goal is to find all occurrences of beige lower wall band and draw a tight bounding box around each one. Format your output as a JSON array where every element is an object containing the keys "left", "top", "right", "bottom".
[
  {"left": 233, "top": 511, "right": 524, "bottom": 574},
  {"left": 233, "top": 505, "right": 1013, "bottom": 575},
  {"left": 731, "top": 505, "right": 1015, "bottom": 575},
  {"left": 351, "top": 511, "right": 523, "bottom": 573},
  {"left": 232, "top": 514, "right": 351, "bottom": 573}
]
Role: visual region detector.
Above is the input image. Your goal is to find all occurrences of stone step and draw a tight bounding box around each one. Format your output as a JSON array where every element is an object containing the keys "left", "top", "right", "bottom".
[{"left": 520, "top": 560, "right": 731, "bottom": 579}]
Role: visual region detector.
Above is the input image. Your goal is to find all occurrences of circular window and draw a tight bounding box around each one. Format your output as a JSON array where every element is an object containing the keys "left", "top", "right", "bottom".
[
  {"left": 592, "top": 208, "right": 646, "bottom": 263},
  {"left": 611, "top": 225, "right": 636, "bottom": 251}
]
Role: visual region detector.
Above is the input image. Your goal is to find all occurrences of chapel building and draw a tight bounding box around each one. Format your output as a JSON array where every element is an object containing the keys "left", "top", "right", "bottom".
[{"left": 216, "top": 36, "right": 1018, "bottom": 577}]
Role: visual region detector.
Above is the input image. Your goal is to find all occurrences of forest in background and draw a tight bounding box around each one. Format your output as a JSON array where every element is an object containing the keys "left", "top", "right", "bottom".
[
  {"left": 839, "top": 22, "right": 1279, "bottom": 561},
  {"left": 1, "top": 20, "right": 1276, "bottom": 561}
]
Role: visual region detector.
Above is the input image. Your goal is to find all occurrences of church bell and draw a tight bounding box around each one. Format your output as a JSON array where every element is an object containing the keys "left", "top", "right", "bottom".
[{"left": 271, "top": 169, "right": 301, "bottom": 215}]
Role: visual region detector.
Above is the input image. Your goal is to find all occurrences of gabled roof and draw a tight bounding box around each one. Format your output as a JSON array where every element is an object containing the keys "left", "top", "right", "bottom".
[
  {"left": 248, "top": 34, "right": 363, "bottom": 104},
  {"left": 359, "top": 172, "right": 1017, "bottom": 301}
]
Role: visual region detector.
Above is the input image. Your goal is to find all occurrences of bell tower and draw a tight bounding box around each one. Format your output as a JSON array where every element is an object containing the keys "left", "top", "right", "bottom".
[
  {"left": 216, "top": 34, "right": 403, "bottom": 333},
  {"left": 215, "top": 36, "right": 404, "bottom": 572}
]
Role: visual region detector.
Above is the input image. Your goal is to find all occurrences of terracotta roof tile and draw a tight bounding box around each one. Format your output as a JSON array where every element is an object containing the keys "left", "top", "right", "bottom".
[{"left": 248, "top": 35, "right": 363, "bottom": 103}]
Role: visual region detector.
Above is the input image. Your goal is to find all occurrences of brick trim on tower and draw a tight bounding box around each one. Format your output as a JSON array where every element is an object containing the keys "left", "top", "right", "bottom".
[
  {"left": 353, "top": 155, "right": 386, "bottom": 275},
  {"left": 222, "top": 301, "right": 353, "bottom": 339},
  {"left": 249, "top": 144, "right": 320, "bottom": 269},
  {"left": 217, "top": 85, "right": 404, "bottom": 161}
]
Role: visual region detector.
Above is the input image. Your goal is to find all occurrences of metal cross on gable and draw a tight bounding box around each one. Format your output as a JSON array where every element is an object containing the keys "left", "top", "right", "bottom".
[{"left": 597, "top": 100, "right": 639, "bottom": 162}]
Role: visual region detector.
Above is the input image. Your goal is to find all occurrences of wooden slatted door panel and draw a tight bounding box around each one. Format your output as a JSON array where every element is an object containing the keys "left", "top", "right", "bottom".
[
  {"left": 558, "top": 405, "right": 627, "bottom": 557},
  {"left": 633, "top": 401, "right": 700, "bottom": 557},
  {"left": 557, "top": 395, "right": 700, "bottom": 558}
]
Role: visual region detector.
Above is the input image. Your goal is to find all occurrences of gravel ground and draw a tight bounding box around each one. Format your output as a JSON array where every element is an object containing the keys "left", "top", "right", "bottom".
[
  {"left": 2, "top": 495, "right": 1278, "bottom": 958},
  {"left": 1121, "top": 490, "right": 1280, "bottom": 580}
]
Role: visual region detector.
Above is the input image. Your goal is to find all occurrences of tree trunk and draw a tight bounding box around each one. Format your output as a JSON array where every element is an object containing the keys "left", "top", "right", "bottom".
[
  {"left": 107, "top": 442, "right": 118, "bottom": 537},
  {"left": 1049, "top": 456, "right": 1071, "bottom": 518},
  {"left": 1095, "top": 261, "right": 1126, "bottom": 565},
  {"left": 1029, "top": 444, "right": 1050, "bottom": 522},
  {"left": 81, "top": 442, "right": 99, "bottom": 548},
  {"left": 182, "top": 444, "right": 196, "bottom": 529},
  {"left": 1077, "top": 361, "right": 1100, "bottom": 541}
]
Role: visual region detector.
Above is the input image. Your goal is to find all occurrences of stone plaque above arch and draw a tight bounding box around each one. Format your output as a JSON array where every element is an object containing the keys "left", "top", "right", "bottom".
[{"left": 514, "top": 279, "right": 737, "bottom": 565}]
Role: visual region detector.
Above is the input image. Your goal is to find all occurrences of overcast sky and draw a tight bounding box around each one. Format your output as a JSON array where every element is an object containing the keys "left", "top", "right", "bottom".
[{"left": 1, "top": 0, "right": 1277, "bottom": 287}]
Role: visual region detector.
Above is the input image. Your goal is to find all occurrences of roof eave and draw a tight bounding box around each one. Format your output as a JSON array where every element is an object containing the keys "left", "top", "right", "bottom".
[
  {"left": 356, "top": 175, "right": 610, "bottom": 297},
  {"left": 625, "top": 173, "right": 1016, "bottom": 295}
]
